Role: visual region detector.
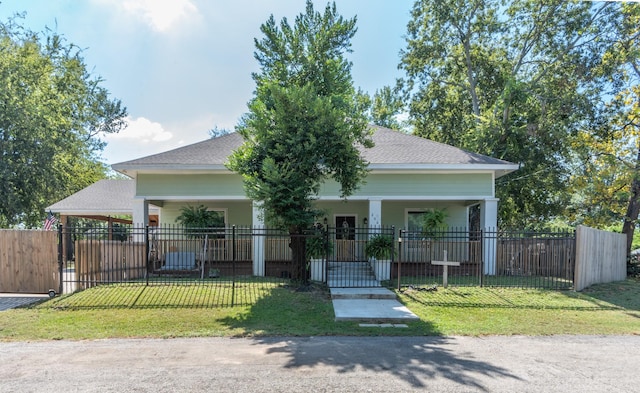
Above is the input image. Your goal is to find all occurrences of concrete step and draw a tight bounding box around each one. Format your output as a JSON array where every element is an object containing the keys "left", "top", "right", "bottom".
[
  {"left": 327, "top": 279, "right": 381, "bottom": 288},
  {"left": 330, "top": 287, "right": 397, "bottom": 299},
  {"left": 327, "top": 260, "right": 379, "bottom": 287}
]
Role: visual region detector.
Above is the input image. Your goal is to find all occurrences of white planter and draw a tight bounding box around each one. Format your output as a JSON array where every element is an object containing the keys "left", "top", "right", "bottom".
[
  {"left": 309, "top": 258, "right": 325, "bottom": 282},
  {"left": 370, "top": 258, "right": 391, "bottom": 281}
]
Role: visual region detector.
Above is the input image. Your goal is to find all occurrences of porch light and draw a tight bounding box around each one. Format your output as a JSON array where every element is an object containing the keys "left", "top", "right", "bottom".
[
  {"left": 363, "top": 217, "right": 368, "bottom": 226},
  {"left": 323, "top": 217, "right": 328, "bottom": 226}
]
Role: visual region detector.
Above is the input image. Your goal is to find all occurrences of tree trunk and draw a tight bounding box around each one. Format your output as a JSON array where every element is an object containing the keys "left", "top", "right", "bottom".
[
  {"left": 462, "top": 36, "right": 481, "bottom": 120},
  {"left": 622, "top": 147, "right": 640, "bottom": 256},
  {"left": 289, "top": 227, "right": 308, "bottom": 284}
]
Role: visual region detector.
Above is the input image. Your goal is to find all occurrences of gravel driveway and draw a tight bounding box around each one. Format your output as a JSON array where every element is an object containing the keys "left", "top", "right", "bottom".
[{"left": 1, "top": 335, "right": 638, "bottom": 392}]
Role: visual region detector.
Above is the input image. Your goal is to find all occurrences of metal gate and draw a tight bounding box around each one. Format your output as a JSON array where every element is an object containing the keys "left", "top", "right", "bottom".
[{"left": 325, "top": 226, "right": 395, "bottom": 288}]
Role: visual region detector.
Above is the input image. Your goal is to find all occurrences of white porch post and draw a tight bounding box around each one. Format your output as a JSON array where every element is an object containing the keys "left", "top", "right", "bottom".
[
  {"left": 480, "top": 198, "right": 498, "bottom": 275},
  {"left": 132, "top": 198, "right": 149, "bottom": 242},
  {"left": 368, "top": 198, "right": 382, "bottom": 229},
  {"left": 252, "top": 202, "right": 265, "bottom": 276}
]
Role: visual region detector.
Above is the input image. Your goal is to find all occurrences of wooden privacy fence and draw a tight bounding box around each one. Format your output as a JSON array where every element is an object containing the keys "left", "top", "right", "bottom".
[
  {"left": 0, "top": 230, "right": 59, "bottom": 293},
  {"left": 574, "top": 225, "right": 626, "bottom": 291},
  {"left": 496, "top": 236, "right": 575, "bottom": 279},
  {"left": 75, "top": 240, "right": 146, "bottom": 289}
]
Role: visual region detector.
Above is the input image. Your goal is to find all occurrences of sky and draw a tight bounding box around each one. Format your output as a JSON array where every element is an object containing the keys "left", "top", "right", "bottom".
[{"left": 0, "top": 0, "right": 414, "bottom": 166}]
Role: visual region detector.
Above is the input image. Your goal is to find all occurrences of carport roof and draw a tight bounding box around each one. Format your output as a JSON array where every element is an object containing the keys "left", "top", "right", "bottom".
[{"left": 46, "top": 179, "right": 159, "bottom": 216}]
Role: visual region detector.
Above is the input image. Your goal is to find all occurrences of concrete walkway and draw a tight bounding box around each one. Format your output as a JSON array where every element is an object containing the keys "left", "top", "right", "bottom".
[
  {"left": 327, "top": 260, "right": 419, "bottom": 322},
  {"left": 330, "top": 287, "right": 419, "bottom": 322}
]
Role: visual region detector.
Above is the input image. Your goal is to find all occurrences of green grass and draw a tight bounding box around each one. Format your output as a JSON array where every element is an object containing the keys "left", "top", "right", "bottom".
[
  {"left": 0, "top": 279, "right": 638, "bottom": 341},
  {"left": 392, "top": 274, "right": 573, "bottom": 289}
]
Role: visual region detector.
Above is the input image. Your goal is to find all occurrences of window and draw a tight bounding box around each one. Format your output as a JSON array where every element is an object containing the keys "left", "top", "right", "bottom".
[
  {"left": 206, "top": 209, "right": 227, "bottom": 239},
  {"left": 406, "top": 209, "right": 430, "bottom": 240},
  {"left": 207, "top": 209, "right": 226, "bottom": 227},
  {"left": 405, "top": 208, "right": 448, "bottom": 239},
  {"left": 407, "top": 210, "right": 428, "bottom": 232}
]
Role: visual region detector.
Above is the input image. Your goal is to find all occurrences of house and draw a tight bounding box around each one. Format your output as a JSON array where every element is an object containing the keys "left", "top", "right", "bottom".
[
  {"left": 108, "top": 125, "right": 518, "bottom": 276},
  {"left": 48, "top": 125, "right": 517, "bottom": 278},
  {"left": 112, "top": 125, "right": 517, "bottom": 232}
]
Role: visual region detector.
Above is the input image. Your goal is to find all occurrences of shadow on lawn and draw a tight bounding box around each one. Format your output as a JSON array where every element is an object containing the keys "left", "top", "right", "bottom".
[
  {"left": 37, "top": 280, "right": 289, "bottom": 310},
  {"left": 399, "top": 286, "right": 626, "bottom": 311},
  {"left": 579, "top": 279, "right": 640, "bottom": 311},
  {"left": 220, "top": 283, "right": 441, "bottom": 336},
  {"left": 218, "top": 285, "right": 524, "bottom": 390}
]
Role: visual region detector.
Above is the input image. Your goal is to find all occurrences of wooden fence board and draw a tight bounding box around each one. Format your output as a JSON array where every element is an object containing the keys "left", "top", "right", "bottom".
[
  {"left": 575, "top": 226, "right": 626, "bottom": 291},
  {"left": 0, "top": 230, "right": 58, "bottom": 293},
  {"left": 75, "top": 240, "right": 146, "bottom": 289}
]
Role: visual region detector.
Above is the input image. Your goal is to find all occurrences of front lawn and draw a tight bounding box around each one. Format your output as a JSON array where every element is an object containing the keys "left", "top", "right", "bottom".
[{"left": 0, "top": 279, "right": 638, "bottom": 341}]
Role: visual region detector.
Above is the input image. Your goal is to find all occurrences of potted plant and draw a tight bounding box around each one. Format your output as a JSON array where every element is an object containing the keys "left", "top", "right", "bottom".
[
  {"left": 306, "top": 232, "right": 333, "bottom": 282},
  {"left": 365, "top": 234, "right": 395, "bottom": 281}
]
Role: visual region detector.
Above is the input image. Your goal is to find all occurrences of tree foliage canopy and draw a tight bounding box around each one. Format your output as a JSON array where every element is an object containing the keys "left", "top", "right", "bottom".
[
  {"left": 567, "top": 3, "right": 640, "bottom": 251},
  {"left": 228, "top": 1, "right": 372, "bottom": 232},
  {"left": 400, "top": 0, "right": 626, "bottom": 228},
  {"left": 0, "top": 14, "right": 127, "bottom": 227}
]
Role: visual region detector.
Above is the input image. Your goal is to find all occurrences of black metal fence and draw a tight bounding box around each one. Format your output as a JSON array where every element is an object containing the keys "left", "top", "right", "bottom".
[
  {"left": 58, "top": 225, "right": 296, "bottom": 307},
  {"left": 395, "top": 228, "right": 575, "bottom": 290},
  {"left": 56, "top": 224, "right": 576, "bottom": 306}
]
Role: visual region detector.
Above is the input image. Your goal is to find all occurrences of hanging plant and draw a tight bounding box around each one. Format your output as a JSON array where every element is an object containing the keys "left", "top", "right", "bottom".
[
  {"left": 422, "top": 208, "right": 448, "bottom": 239},
  {"left": 176, "top": 205, "right": 225, "bottom": 239}
]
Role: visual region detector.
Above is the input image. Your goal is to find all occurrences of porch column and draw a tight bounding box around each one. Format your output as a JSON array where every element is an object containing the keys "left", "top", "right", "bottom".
[
  {"left": 368, "top": 198, "right": 382, "bottom": 229},
  {"left": 252, "top": 202, "right": 265, "bottom": 276},
  {"left": 132, "top": 198, "right": 149, "bottom": 242},
  {"left": 481, "top": 198, "right": 498, "bottom": 275}
]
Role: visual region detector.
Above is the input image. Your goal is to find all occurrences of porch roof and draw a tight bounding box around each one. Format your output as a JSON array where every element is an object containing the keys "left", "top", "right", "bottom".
[
  {"left": 46, "top": 179, "right": 160, "bottom": 216},
  {"left": 112, "top": 125, "right": 519, "bottom": 178}
]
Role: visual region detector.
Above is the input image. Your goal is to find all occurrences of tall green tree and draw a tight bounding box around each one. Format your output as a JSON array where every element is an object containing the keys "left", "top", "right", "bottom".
[
  {"left": 228, "top": 1, "right": 372, "bottom": 281},
  {"left": 0, "top": 14, "right": 127, "bottom": 227},
  {"left": 370, "top": 85, "right": 404, "bottom": 130},
  {"left": 400, "top": 0, "right": 619, "bottom": 227},
  {"left": 568, "top": 3, "right": 640, "bottom": 253}
]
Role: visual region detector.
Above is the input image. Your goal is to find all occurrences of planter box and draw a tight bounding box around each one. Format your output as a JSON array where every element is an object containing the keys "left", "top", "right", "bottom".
[
  {"left": 370, "top": 258, "right": 391, "bottom": 281},
  {"left": 309, "top": 258, "right": 325, "bottom": 282}
]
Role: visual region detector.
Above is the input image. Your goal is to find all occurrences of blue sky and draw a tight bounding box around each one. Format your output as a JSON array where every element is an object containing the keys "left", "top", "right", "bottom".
[{"left": 1, "top": 0, "right": 414, "bottom": 166}]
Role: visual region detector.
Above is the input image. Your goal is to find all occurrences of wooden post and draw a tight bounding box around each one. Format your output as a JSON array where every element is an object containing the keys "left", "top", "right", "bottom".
[{"left": 431, "top": 250, "right": 460, "bottom": 288}]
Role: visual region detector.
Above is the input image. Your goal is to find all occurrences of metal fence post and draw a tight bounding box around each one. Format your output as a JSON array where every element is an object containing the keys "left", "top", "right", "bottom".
[
  {"left": 397, "top": 229, "right": 403, "bottom": 291},
  {"left": 232, "top": 225, "right": 236, "bottom": 307},
  {"left": 324, "top": 225, "right": 330, "bottom": 283},
  {"left": 57, "top": 224, "right": 63, "bottom": 296},
  {"left": 480, "top": 229, "right": 484, "bottom": 287},
  {"left": 145, "top": 225, "right": 150, "bottom": 286}
]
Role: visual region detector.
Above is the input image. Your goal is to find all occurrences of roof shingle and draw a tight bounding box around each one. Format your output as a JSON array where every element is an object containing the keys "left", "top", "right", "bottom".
[
  {"left": 112, "top": 125, "right": 515, "bottom": 170},
  {"left": 47, "top": 179, "right": 158, "bottom": 214}
]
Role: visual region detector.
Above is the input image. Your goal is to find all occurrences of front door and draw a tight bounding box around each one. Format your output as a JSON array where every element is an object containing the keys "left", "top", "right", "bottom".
[{"left": 335, "top": 215, "right": 356, "bottom": 261}]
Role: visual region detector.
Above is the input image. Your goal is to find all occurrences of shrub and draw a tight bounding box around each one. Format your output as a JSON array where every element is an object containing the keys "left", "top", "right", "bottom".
[{"left": 365, "top": 234, "right": 395, "bottom": 260}]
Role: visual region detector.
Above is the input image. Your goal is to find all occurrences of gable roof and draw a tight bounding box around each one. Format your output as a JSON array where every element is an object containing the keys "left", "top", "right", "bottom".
[
  {"left": 112, "top": 125, "right": 518, "bottom": 178},
  {"left": 46, "top": 179, "right": 159, "bottom": 216}
]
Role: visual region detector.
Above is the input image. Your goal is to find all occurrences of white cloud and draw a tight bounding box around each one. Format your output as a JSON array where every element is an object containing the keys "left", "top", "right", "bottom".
[
  {"left": 100, "top": 115, "right": 207, "bottom": 165},
  {"left": 94, "top": 0, "right": 199, "bottom": 32},
  {"left": 106, "top": 116, "right": 173, "bottom": 143}
]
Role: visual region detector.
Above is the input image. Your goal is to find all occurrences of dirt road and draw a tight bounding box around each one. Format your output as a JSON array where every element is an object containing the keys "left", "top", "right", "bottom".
[{"left": 1, "top": 335, "right": 637, "bottom": 392}]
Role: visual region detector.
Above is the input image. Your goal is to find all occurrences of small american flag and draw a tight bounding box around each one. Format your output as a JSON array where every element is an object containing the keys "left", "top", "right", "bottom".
[{"left": 43, "top": 211, "right": 58, "bottom": 231}]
